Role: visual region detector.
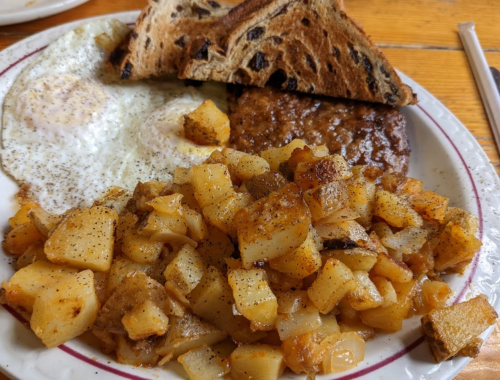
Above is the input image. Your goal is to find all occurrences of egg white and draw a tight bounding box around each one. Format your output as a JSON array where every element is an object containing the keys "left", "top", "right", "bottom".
[{"left": 1, "top": 19, "right": 227, "bottom": 213}]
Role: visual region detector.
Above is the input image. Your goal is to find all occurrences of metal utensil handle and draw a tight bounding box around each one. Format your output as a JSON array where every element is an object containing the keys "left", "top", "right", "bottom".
[{"left": 458, "top": 22, "right": 500, "bottom": 153}]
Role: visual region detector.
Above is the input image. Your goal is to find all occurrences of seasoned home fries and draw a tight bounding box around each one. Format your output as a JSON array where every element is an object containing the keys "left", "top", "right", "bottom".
[{"left": 1, "top": 101, "right": 496, "bottom": 380}]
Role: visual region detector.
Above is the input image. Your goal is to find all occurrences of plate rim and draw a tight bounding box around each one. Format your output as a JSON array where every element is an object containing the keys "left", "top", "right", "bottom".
[{"left": 1, "top": 10, "right": 500, "bottom": 380}]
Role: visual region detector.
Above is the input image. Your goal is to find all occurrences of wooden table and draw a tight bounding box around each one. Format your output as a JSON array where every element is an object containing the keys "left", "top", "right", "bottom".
[{"left": 0, "top": 0, "right": 499, "bottom": 379}]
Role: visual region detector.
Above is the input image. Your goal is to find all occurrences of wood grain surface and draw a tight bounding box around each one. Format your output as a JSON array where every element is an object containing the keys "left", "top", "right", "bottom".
[{"left": 0, "top": 0, "right": 499, "bottom": 380}]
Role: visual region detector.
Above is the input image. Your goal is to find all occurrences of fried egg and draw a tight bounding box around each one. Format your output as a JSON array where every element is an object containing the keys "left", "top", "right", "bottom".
[{"left": 1, "top": 19, "right": 227, "bottom": 213}]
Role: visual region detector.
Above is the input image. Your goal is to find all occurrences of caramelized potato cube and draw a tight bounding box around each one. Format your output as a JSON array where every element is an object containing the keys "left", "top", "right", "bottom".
[
  {"left": 434, "top": 222, "right": 482, "bottom": 273},
  {"left": 122, "top": 300, "right": 169, "bottom": 340},
  {"left": 244, "top": 171, "right": 289, "bottom": 200},
  {"left": 146, "top": 194, "right": 184, "bottom": 214},
  {"left": 322, "top": 248, "right": 378, "bottom": 272},
  {"left": 234, "top": 183, "right": 311, "bottom": 268},
  {"left": 8, "top": 200, "right": 40, "bottom": 228},
  {"left": 308, "top": 258, "right": 356, "bottom": 314},
  {"left": 294, "top": 154, "right": 352, "bottom": 191},
  {"left": 304, "top": 181, "right": 350, "bottom": 221},
  {"left": 196, "top": 225, "right": 234, "bottom": 271},
  {"left": 4, "top": 221, "right": 45, "bottom": 256},
  {"left": 178, "top": 345, "right": 230, "bottom": 380},
  {"left": 2, "top": 260, "right": 78, "bottom": 313},
  {"left": 228, "top": 268, "right": 278, "bottom": 330},
  {"left": 130, "top": 181, "right": 169, "bottom": 212},
  {"left": 28, "top": 206, "right": 61, "bottom": 237},
  {"left": 421, "top": 296, "right": 497, "bottom": 362},
  {"left": 189, "top": 266, "right": 265, "bottom": 343},
  {"left": 30, "top": 270, "right": 99, "bottom": 348},
  {"left": 122, "top": 228, "right": 163, "bottom": 264},
  {"left": 202, "top": 191, "right": 254, "bottom": 238},
  {"left": 346, "top": 271, "right": 383, "bottom": 311},
  {"left": 410, "top": 190, "right": 449, "bottom": 222},
  {"left": 183, "top": 99, "right": 230, "bottom": 145},
  {"left": 190, "top": 164, "right": 233, "bottom": 208},
  {"left": 115, "top": 335, "right": 159, "bottom": 367},
  {"left": 374, "top": 190, "right": 423, "bottom": 228},
  {"left": 164, "top": 244, "right": 205, "bottom": 296},
  {"left": 282, "top": 333, "right": 324, "bottom": 374},
  {"left": 347, "top": 171, "right": 376, "bottom": 227},
  {"left": 229, "top": 345, "right": 285, "bottom": 380},
  {"left": 139, "top": 209, "right": 187, "bottom": 237},
  {"left": 157, "top": 313, "right": 227, "bottom": 362},
  {"left": 183, "top": 206, "right": 208, "bottom": 242},
  {"left": 235, "top": 154, "right": 270, "bottom": 181},
  {"left": 371, "top": 276, "right": 397, "bottom": 308},
  {"left": 45, "top": 206, "right": 117, "bottom": 271},
  {"left": 359, "top": 280, "right": 418, "bottom": 332},
  {"left": 260, "top": 139, "right": 308, "bottom": 171},
  {"left": 276, "top": 304, "right": 322, "bottom": 340},
  {"left": 370, "top": 252, "right": 413, "bottom": 283},
  {"left": 269, "top": 230, "right": 322, "bottom": 279},
  {"left": 15, "top": 242, "right": 46, "bottom": 270}
]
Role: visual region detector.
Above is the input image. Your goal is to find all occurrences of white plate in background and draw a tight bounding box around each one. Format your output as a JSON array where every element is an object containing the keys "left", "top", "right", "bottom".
[
  {"left": 0, "top": 0, "right": 89, "bottom": 26},
  {"left": 1, "top": 11, "right": 500, "bottom": 380}
]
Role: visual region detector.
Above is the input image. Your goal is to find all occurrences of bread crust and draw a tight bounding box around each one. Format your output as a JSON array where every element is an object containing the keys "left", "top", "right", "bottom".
[
  {"left": 115, "top": 0, "right": 234, "bottom": 80},
  {"left": 179, "top": 0, "right": 417, "bottom": 106}
]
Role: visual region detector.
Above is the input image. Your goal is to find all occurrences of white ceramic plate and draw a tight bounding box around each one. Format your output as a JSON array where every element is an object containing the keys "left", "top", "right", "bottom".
[
  {"left": 1, "top": 10, "right": 500, "bottom": 380},
  {"left": 0, "top": 0, "right": 89, "bottom": 26}
]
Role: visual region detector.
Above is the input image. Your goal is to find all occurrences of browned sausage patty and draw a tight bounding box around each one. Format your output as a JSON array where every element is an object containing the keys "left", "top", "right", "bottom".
[{"left": 228, "top": 85, "right": 410, "bottom": 176}]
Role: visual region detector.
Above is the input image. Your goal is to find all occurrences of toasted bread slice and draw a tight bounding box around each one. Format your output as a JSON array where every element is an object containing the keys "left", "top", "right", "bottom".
[
  {"left": 114, "top": 0, "right": 236, "bottom": 80},
  {"left": 178, "top": 0, "right": 417, "bottom": 106}
]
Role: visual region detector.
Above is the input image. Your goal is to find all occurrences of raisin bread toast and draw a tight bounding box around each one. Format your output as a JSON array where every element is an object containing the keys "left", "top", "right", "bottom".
[
  {"left": 178, "top": 0, "right": 417, "bottom": 106},
  {"left": 113, "top": 0, "right": 235, "bottom": 80}
]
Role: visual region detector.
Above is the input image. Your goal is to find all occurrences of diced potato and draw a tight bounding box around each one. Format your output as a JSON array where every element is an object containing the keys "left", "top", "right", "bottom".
[
  {"left": 234, "top": 183, "right": 311, "bottom": 268},
  {"left": 458, "top": 337, "right": 483, "bottom": 358},
  {"left": 370, "top": 252, "right": 413, "bottom": 283},
  {"left": 189, "top": 266, "right": 265, "bottom": 343},
  {"left": 2, "top": 260, "right": 78, "bottom": 313},
  {"left": 443, "top": 207, "right": 479, "bottom": 234},
  {"left": 294, "top": 154, "right": 352, "bottom": 191},
  {"left": 122, "top": 300, "right": 169, "bottom": 340},
  {"left": 95, "top": 271, "right": 167, "bottom": 335},
  {"left": 410, "top": 190, "right": 449, "bottom": 222},
  {"left": 16, "top": 242, "right": 46, "bottom": 270},
  {"left": 322, "top": 248, "right": 378, "bottom": 272},
  {"left": 4, "top": 221, "right": 45, "bottom": 256},
  {"left": 183, "top": 206, "right": 208, "bottom": 242},
  {"left": 30, "top": 270, "right": 99, "bottom": 348},
  {"left": 28, "top": 207, "right": 61, "bottom": 237},
  {"left": 421, "top": 296, "right": 497, "bottom": 362},
  {"left": 178, "top": 345, "right": 230, "bottom": 380},
  {"left": 303, "top": 181, "right": 350, "bottom": 221},
  {"left": 228, "top": 268, "right": 278, "bottom": 330},
  {"left": 269, "top": 230, "right": 322, "bottom": 279},
  {"left": 183, "top": 99, "right": 230, "bottom": 146},
  {"left": 282, "top": 333, "right": 324, "bottom": 374},
  {"left": 93, "top": 270, "right": 108, "bottom": 305},
  {"left": 146, "top": 194, "right": 184, "bottom": 214},
  {"left": 371, "top": 276, "right": 397, "bottom": 308},
  {"left": 320, "top": 332, "right": 365, "bottom": 374},
  {"left": 107, "top": 256, "right": 156, "bottom": 296},
  {"left": 276, "top": 304, "right": 322, "bottom": 340},
  {"left": 265, "top": 267, "right": 304, "bottom": 293},
  {"left": 260, "top": 139, "right": 308, "bottom": 171},
  {"left": 164, "top": 244, "right": 205, "bottom": 296},
  {"left": 414, "top": 279, "right": 452, "bottom": 315},
  {"left": 243, "top": 171, "right": 289, "bottom": 200},
  {"left": 315, "top": 220, "right": 370, "bottom": 247},
  {"left": 139, "top": 209, "right": 187, "bottom": 237},
  {"left": 190, "top": 164, "right": 233, "bottom": 208},
  {"left": 374, "top": 190, "right": 423, "bottom": 228},
  {"left": 8, "top": 200, "right": 40, "bottom": 228},
  {"left": 202, "top": 191, "right": 254, "bottom": 237},
  {"left": 347, "top": 171, "right": 376, "bottom": 227},
  {"left": 346, "top": 271, "right": 383, "bottom": 311},
  {"left": 45, "top": 206, "right": 117, "bottom": 271},
  {"left": 196, "top": 225, "right": 234, "bottom": 270},
  {"left": 157, "top": 312, "right": 227, "bottom": 363},
  {"left": 235, "top": 154, "right": 270, "bottom": 181},
  {"left": 122, "top": 228, "right": 163, "bottom": 264},
  {"left": 359, "top": 280, "right": 418, "bottom": 332},
  {"left": 434, "top": 222, "right": 482, "bottom": 273},
  {"left": 316, "top": 314, "right": 341, "bottom": 340},
  {"left": 129, "top": 181, "right": 169, "bottom": 212},
  {"left": 308, "top": 258, "right": 356, "bottom": 314},
  {"left": 230, "top": 344, "right": 285, "bottom": 380},
  {"left": 116, "top": 335, "right": 159, "bottom": 367}
]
